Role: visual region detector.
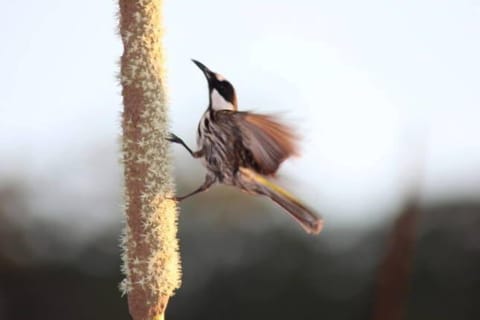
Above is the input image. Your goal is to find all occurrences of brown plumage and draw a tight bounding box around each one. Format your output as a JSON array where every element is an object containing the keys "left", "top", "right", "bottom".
[
  {"left": 236, "top": 112, "right": 300, "bottom": 175},
  {"left": 168, "top": 60, "right": 323, "bottom": 234}
]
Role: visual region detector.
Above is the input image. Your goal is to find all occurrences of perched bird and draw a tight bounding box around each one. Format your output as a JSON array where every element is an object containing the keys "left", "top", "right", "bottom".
[{"left": 168, "top": 60, "right": 323, "bottom": 234}]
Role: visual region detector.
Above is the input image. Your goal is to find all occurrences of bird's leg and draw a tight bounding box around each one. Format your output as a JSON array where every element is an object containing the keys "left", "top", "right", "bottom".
[
  {"left": 167, "top": 133, "right": 203, "bottom": 158},
  {"left": 172, "top": 175, "right": 216, "bottom": 202}
]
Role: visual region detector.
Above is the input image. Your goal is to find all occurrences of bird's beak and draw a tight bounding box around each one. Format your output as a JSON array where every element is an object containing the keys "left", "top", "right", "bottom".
[{"left": 192, "top": 59, "right": 213, "bottom": 82}]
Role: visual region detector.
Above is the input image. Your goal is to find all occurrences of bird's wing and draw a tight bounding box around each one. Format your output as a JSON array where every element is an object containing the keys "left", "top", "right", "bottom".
[{"left": 234, "top": 112, "right": 300, "bottom": 175}]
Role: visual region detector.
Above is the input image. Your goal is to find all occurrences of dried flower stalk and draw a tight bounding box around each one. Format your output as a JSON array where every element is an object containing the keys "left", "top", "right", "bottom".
[{"left": 118, "top": 0, "right": 181, "bottom": 319}]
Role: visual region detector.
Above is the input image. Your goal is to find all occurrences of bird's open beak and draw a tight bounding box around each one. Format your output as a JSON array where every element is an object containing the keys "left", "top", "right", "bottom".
[{"left": 192, "top": 59, "right": 213, "bottom": 82}]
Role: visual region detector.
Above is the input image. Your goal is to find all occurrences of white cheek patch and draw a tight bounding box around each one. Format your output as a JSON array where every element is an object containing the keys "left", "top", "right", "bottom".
[{"left": 211, "top": 88, "right": 234, "bottom": 110}]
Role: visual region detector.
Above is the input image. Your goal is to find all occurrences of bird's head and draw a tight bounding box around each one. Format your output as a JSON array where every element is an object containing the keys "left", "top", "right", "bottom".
[{"left": 192, "top": 59, "right": 238, "bottom": 111}]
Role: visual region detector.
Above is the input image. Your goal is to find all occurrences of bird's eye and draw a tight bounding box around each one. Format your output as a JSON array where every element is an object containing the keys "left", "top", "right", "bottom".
[{"left": 215, "top": 80, "right": 234, "bottom": 102}]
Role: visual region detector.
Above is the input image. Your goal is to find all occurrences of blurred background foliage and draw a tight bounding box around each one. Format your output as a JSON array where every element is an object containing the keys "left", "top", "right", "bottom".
[
  {"left": 1, "top": 0, "right": 479, "bottom": 319},
  {"left": 1, "top": 175, "right": 479, "bottom": 319}
]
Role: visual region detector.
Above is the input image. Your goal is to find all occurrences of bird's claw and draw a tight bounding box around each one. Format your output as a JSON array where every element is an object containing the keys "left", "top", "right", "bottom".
[
  {"left": 166, "top": 195, "right": 180, "bottom": 202},
  {"left": 167, "top": 133, "right": 181, "bottom": 143}
]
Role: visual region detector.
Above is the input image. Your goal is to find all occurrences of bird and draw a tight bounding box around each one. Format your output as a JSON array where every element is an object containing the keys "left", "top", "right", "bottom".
[{"left": 168, "top": 59, "right": 323, "bottom": 234}]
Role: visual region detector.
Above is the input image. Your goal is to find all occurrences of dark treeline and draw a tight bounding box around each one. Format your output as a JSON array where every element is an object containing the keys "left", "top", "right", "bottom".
[{"left": 1, "top": 193, "right": 479, "bottom": 320}]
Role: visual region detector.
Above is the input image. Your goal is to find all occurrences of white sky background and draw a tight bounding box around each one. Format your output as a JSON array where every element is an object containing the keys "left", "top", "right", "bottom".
[{"left": 0, "top": 0, "right": 479, "bottom": 235}]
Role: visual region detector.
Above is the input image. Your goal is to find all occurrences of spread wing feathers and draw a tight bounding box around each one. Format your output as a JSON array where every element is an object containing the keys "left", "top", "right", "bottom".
[
  {"left": 239, "top": 167, "right": 323, "bottom": 234},
  {"left": 235, "top": 112, "right": 300, "bottom": 175}
]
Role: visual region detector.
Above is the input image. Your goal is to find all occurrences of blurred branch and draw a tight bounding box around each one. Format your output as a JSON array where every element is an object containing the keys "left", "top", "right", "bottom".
[
  {"left": 371, "top": 197, "right": 419, "bottom": 320},
  {"left": 118, "top": 1, "right": 181, "bottom": 319}
]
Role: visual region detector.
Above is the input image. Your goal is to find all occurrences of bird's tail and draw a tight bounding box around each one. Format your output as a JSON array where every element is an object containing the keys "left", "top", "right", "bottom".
[{"left": 239, "top": 168, "right": 324, "bottom": 234}]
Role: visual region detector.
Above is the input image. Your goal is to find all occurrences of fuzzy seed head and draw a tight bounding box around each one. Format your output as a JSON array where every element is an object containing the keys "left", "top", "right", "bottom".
[{"left": 118, "top": 0, "right": 181, "bottom": 317}]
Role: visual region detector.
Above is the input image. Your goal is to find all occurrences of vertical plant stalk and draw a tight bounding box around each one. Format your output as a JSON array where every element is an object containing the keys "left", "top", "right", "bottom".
[
  {"left": 371, "top": 197, "right": 419, "bottom": 320},
  {"left": 118, "top": 1, "right": 181, "bottom": 319}
]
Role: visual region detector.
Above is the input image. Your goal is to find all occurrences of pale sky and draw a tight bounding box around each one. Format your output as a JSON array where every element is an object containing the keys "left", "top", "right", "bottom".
[{"left": 0, "top": 0, "right": 479, "bottom": 233}]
